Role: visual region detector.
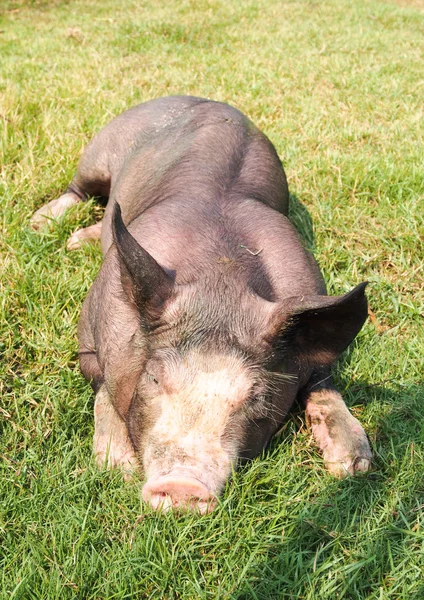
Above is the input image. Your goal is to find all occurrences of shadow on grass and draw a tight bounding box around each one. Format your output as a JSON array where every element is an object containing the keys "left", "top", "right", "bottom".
[
  {"left": 231, "top": 379, "right": 424, "bottom": 599},
  {"left": 288, "top": 193, "right": 315, "bottom": 252}
]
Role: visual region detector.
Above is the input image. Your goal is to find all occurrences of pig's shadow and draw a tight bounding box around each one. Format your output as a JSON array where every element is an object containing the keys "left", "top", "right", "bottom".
[
  {"left": 231, "top": 377, "right": 424, "bottom": 598},
  {"left": 288, "top": 193, "right": 315, "bottom": 251},
  {"left": 230, "top": 195, "right": 423, "bottom": 596}
]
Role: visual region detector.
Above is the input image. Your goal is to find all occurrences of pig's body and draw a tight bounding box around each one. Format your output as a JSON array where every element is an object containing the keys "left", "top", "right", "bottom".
[{"left": 34, "top": 97, "right": 372, "bottom": 512}]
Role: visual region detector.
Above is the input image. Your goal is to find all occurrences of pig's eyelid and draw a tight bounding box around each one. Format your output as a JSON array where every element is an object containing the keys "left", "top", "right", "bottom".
[
  {"left": 147, "top": 373, "right": 159, "bottom": 384},
  {"left": 247, "top": 393, "right": 264, "bottom": 406}
]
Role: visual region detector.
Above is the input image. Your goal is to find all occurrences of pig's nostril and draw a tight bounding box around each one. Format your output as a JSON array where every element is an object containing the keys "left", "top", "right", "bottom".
[{"left": 142, "top": 474, "right": 215, "bottom": 513}]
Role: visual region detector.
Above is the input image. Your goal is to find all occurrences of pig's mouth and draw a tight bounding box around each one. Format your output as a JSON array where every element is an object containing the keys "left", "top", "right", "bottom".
[{"left": 142, "top": 470, "right": 217, "bottom": 514}]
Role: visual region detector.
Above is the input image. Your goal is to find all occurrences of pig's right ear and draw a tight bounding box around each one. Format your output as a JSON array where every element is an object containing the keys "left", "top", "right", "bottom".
[
  {"left": 280, "top": 283, "right": 368, "bottom": 366},
  {"left": 112, "top": 202, "right": 173, "bottom": 313}
]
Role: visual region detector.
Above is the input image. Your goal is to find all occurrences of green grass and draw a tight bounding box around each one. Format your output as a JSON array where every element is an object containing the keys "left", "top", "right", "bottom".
[{"left": 1, "top": 0, "right": 423, "bottom": 597}]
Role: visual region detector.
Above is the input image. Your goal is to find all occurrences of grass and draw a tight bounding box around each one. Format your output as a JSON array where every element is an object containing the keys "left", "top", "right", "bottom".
[{"left": 0, "top": 0, "right": 423, "bottom": 597}]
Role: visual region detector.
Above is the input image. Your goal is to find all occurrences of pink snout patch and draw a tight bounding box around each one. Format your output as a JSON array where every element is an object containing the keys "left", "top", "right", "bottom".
[{"left": 142, "top": 473, "right": 216, "bottom": 514}]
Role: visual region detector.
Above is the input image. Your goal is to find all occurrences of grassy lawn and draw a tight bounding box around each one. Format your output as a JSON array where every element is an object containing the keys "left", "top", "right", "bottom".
[{"left": 1, "top": 0, "right": 423, "bottom": 597}]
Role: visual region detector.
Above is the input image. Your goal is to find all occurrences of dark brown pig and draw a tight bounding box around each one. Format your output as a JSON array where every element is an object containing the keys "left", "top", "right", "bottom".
[{"left": 32, "top": 96, "right": 372, "bottom": 513}]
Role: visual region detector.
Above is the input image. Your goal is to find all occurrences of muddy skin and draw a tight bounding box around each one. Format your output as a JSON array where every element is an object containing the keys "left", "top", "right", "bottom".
[
  {"left": 33, "top": 96, "right": 372, "bottom": 512},
  {"left": 299, "top": 368, "right": 372, "bottom": 477}
]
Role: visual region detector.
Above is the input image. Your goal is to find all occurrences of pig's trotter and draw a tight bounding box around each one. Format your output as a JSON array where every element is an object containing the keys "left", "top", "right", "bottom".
[
  {"left": 30, "top": 192, "right": 82, "bottom": 229},
  {"left": 304, "top": 388, "right": 372, "bottom": 477},
  {"left": 67, "top": 221, "right": 102, "bottom": 251},
  {"left": 93, "top": 385, "right": 138, "bottom": 480}
]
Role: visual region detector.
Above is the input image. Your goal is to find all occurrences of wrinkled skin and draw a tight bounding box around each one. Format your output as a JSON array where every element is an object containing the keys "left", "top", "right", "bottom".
[{"left": 33, "top": 97, "right": 372, "bottom": 512}]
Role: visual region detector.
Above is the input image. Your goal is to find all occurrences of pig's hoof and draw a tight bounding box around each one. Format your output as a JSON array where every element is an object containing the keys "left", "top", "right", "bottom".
[
  {"left": 323, "top": 439, "right": 372, "bottom": 478},
  {"left": 67, "top": 229, "right": 88, "bottom": 251},
  {"left": 93, "top": 384, "right": 136, "bottom": 480},
  {"left": 66, "top": 221, "right": 102, "bottom": 251},
  {"left": 30, "top": 193, "right": 81, "bottom": 229},
  {"left": 305, "top": 389, "right": 372, "bottom": 478},
  {"left": 95, "top": 443, "right": 139, "bottom": 481}
]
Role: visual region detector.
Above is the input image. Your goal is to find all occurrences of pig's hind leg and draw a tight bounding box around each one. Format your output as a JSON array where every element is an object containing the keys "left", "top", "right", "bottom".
[
  {"left": 30, "top": 191, "right": 83, "bottom": 230},
  {"left": 93, "top": 385, "right": 138, "bottom": 480},
  {"left": 301, "top": 370, "right": 372, "bottom": 477},
  {"left": 66, "top": 220, "right": 102, "bottom": 251},
  {"left": 30, "top": 137, "right": 111, "bottom": 248}
]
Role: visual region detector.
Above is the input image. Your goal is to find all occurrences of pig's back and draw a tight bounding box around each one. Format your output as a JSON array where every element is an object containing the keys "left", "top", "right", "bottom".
[
  {"left": 110, "top": 98, "right": 288, "bottom": 218},
  {"left": 99, "top": 97, "right": 289, "bottom": 257}
]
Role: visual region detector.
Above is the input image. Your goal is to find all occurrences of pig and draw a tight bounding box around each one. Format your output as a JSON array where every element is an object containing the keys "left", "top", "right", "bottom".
[{"left": 32, "top": 96, "right": 372, "bottom": 513}]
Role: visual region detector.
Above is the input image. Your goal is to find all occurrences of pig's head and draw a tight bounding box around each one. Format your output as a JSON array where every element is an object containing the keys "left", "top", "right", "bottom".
[{"left": 112, "top": 203, "right": 368, "bottom": 513}]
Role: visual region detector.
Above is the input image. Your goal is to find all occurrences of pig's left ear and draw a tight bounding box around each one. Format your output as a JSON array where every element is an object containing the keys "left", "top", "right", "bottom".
[
  {"left": 112, "top": 202, "right": 173, "bottom": 313},
  {"left": 283, "top": 283, "right": 368, "bottom": 365}
]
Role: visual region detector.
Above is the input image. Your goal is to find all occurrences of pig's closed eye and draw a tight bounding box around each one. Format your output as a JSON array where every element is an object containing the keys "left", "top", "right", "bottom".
[
  {"left": 147, "top": 374, "right": 159, "bottom": 385},
  {"left": 245, "top": 394, "right": 270, "bottom": 419},
  {"left": 248, "top": 394, "right": 264, "bottom": 408}
]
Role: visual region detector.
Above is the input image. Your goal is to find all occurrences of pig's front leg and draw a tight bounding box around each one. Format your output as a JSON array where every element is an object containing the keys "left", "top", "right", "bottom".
[
  {"left": 93, "top": 385, "right": 139, "bottom": 480},
  {"left": 301, "top": 371, "right": 372, "bottom": 477}
]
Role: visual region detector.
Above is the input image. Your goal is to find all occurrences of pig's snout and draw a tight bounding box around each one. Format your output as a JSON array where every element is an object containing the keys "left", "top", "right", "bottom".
[{"left": 142, "top": 472, "right": 216, "bottom": 514}]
